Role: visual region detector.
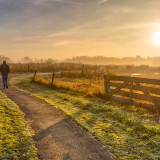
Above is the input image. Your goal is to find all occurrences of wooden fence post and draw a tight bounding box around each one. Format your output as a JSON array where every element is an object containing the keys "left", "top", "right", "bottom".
[
  {"left": 33, "top": 70, "right": 37, "bottom": 79},
  {"left": 51, "top": 71, "right": 55, "bottom": 85},
  {"left": 104, "top": 75, "right": 110, "bottom": 99},
  {"left": 130, "top": 79, "right": 133, "bottom": 104}
]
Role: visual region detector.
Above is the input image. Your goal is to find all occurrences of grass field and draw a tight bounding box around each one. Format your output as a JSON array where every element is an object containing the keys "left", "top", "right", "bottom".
[
  {"left": 10, "top": 75, "right": 160, "bottom": 160},
  {"left": 0, "top": 91, "right": 37, "bottom": 160},
  {"left": 33, "top": 74, "right": 105, "bottom": 98},
  {"left": 33, "top": 73, "right": 160, "bottom": 108}
]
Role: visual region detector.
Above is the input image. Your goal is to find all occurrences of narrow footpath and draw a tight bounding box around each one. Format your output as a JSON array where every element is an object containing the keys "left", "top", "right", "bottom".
[{"left": 3, "top": 86, "right": 114, "bottom": 160}]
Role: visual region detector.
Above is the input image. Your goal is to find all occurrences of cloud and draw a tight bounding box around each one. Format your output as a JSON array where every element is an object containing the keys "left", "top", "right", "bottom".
[
  {"left": 48, "top": 28, "right": 80, "bottom": 38},
  {"left": 52, "top": 0, "right": 85, "bottom": 5},
  {"left": 21, "top": 0, "right": 87, "bottom": 5},
  {"left": 1, "top": 0, "right": 160, "bottom": 60},
  {"left": 99, "top": 0, "right": 109, "bottom": 4},
  {"left": 118, "top": 22, "right": 160, "bottom": 30},
  {"left": 53, "top": 40, "right": 79, "bottom": 46}
]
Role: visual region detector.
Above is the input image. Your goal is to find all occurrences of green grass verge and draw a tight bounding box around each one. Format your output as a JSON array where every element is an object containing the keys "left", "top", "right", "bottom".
[
  {"left": 10, "top": 76, "right": 160, "bottom": 160},
  {"left": 0, "top": 91, "right": 37, "bottom": 160}
]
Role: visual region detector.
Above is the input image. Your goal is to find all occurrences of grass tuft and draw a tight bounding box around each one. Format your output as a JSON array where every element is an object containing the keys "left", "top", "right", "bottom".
[{"left": 33, "top": 75, "right": 105, "bottom": 98}]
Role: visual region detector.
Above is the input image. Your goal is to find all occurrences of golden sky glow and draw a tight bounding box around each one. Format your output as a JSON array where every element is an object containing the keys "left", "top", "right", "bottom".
[
  {"left": 0, "top": 0, "right": 160, "bottom": 61},
  {"left": 153, "top": 29, "right": 160, "bottom": 45}
]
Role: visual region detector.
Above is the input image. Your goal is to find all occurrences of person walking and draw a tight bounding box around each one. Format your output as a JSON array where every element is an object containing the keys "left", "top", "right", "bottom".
[{"left": 0, "top": 60, "right": 10, "bottom": 89}]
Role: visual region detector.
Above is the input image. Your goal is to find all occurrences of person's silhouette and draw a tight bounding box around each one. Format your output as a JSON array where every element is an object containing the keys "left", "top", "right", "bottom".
[{"left": 0, "top": 61, "right": 10, "bottom": 89}]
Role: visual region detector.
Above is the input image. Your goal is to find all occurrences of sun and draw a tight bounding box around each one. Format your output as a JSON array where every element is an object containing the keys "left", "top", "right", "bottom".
[{"left": 153, "top": 30, "right": 160, "bottom": 45}]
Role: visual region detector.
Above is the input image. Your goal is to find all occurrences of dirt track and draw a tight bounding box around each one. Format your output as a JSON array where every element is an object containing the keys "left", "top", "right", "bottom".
[{"left": 3, "top": 84, "right": 114, "bottom": 160}]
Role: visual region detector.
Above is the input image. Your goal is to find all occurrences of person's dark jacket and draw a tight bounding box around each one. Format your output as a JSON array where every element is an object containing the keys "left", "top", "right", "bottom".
[{"left": 0, "top": 63, "right": 10, "bottom": 75}]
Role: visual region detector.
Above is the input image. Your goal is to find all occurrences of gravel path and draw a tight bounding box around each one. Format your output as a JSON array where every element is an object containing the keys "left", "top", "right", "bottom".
[{"left": 3, "top": 85, "right": 114, "bottom": 160}]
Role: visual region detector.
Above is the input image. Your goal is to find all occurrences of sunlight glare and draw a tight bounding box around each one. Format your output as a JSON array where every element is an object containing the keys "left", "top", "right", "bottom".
[{"left": 153, "top": 30, "right": 160, "bottom": 45}]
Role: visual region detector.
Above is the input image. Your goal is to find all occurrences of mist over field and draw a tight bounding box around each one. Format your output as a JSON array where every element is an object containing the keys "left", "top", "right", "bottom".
[
  {"left": 65, "top": 56, "right": 160, "bottom": 66},
  {"left": 2, "top": 54, "right": 160, "bottom": 66}
]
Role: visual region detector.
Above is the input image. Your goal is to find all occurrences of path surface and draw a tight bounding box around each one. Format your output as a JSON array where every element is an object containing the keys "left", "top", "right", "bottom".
[{"left": 3, "top": 85, "right": 114, "bottom": 160}]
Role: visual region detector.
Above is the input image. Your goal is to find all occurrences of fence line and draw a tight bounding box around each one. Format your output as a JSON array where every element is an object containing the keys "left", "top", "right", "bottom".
[
  {"left": 104, "top": 75, "right": 160, "bottom": 110},
  {"left": 33, "top": 72, "right": 160, "bottom": 110}
]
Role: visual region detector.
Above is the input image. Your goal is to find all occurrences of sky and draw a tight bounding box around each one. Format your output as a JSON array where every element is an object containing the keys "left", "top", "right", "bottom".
[{"left": 0, "top": 0, "right": 160, "bottom": 61}]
